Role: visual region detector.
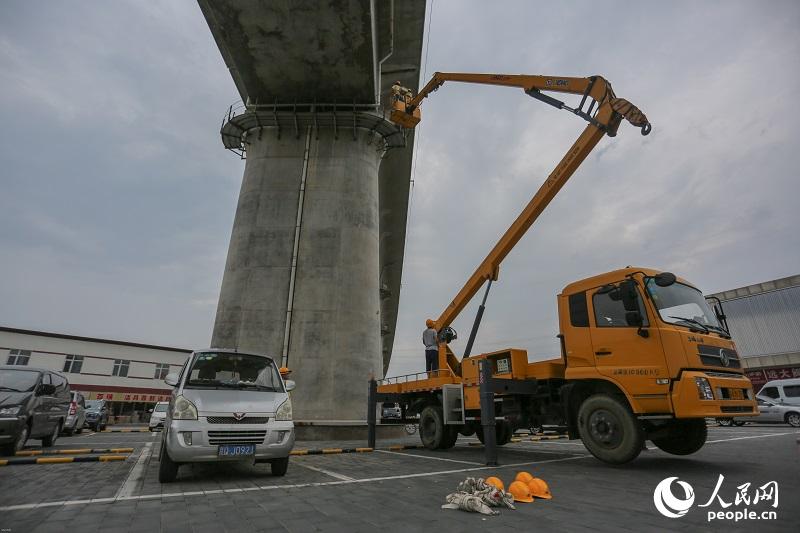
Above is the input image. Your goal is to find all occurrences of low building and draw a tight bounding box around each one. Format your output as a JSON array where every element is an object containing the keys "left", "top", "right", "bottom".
[
  {"left": 707, "top": 274, "right": 800, "bottom": 390},
  {"left": 0, "top": 326, "right": 191, "bottom": 423}
]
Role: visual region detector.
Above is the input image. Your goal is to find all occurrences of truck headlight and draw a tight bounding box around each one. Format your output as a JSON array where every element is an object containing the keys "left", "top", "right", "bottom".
[
  {"left": 172, "top": 395, "right": 198, "bottom": 420},
  {"left": 695, "top": 377, "right": 714, "bottom": 400},
  {"left": 0, "top": 405, "right": 21, "bottom": 416},
  {"left": 275, "top": 398, "right": 292, "bottom": 421}
]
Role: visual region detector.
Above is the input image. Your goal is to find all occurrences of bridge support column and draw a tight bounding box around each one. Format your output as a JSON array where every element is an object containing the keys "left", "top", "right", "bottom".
[{"left": 212, "top": 108, "right": 403, "bottom": 435}]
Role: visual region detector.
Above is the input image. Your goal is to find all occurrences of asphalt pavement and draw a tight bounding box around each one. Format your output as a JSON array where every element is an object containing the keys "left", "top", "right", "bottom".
[{"left": 0, "top": 423, "right": 797, "bottom": 532}]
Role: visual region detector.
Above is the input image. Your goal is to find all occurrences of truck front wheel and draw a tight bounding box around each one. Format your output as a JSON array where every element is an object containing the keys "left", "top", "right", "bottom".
[
  {"left": 577, "top": 394, "right": 643, "bottom": 464},
  {"left": 651, "top": 419, "right": 707, "bottom": 455}
]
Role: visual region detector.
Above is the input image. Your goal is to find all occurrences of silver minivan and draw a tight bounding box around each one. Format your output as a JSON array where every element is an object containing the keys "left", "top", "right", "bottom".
[
  {"left": 158, "top": 350, "right": 295, "bottom": 483},
  {"left": 757, "top": 378, "right": 800, "bottom": 406}
]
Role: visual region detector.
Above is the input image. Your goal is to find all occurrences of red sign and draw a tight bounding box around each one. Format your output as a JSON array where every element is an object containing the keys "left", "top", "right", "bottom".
[{"left": 745, "top": 366, "right": 800, "bottom": 390}]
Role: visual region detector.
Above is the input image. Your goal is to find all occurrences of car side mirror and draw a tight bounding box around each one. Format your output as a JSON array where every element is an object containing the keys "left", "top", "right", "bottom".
[
  {"left": 284, "top": 380, "right": 296, "bottom": 392},
  {"left": 148, "top": 409, "right": 153, "bottom": 413},
  {"left": 164, "top": 373, "right": 179, "bottom": 387},
  {"left": 36, "top": 384, "right": 56, "bottom": 396}
]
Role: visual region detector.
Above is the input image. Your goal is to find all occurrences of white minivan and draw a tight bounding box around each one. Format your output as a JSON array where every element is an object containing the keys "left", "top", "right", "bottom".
[
  {"left": 756, "top": 378, "right": 800, "bottom": 406},
  {"left": 158, "top": 350, "right": 295, "bottom": 483}
]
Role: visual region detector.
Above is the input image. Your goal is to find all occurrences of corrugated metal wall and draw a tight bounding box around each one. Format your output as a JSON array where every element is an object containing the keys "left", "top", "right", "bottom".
[{"left": 721, "top": 285, "right": 800, "bottom": 357}]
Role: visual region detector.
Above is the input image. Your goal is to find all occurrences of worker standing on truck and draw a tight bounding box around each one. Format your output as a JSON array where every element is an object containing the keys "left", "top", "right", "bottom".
[{"left": 423, "top": 319, "right": 439, "bottom": 377}]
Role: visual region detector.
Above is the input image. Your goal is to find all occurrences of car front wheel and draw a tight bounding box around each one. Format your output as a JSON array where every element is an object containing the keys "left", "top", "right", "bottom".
[
  {"left": 786, "top": 412, "right": 800, "bottom": 428},
  {"left": 1, "top": 423, "right": 29, "bottom": 456},
  {"left": 42, "top": 421, "right": 61, "bottom": 447},
  {"left": 271, "top": 457, "right": 289, "bottom": 476},
  {"left": 158, "top": 440, "right": 179, "bottom": 483}
]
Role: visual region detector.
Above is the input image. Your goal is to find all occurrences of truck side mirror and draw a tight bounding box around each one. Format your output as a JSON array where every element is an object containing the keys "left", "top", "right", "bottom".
[
  {"left": 619, "top": 280, "right": 640, "bottom": 311},
  {"left": 654, "top": 272, "right": 676, "bottom": 287},
  {"left": 625, "top": 311, "right": 643, "bottom": 327}
]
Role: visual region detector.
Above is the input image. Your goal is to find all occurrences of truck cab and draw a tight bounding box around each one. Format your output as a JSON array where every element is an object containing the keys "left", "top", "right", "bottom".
[{"left": 559, "top": 267, "right": 755, "bottom": 419}]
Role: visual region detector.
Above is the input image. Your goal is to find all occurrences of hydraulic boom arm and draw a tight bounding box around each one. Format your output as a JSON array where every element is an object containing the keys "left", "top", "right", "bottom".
[{"left": 391, "top": 73, "right": 651, "bottom": 365}]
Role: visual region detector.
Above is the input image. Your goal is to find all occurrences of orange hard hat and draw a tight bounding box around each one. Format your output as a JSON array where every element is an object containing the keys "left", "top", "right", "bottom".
[
  {"left": 485, "top": 476, "right": 504, "bottom": 491},
  {"left": 279, "top": 366, "right": 292, "bottom": 376},
  {"left": 514, "top": 471, "right": 534, "bottom": 484},
  {"left": 527, "top": 477, "right": 552, "bottom": 499},
  {"left": 425, "top": 319, "right": 435, "bottom": 328},
  {"left": 508, "top": 480, "right": 534, "bottom": 503}
]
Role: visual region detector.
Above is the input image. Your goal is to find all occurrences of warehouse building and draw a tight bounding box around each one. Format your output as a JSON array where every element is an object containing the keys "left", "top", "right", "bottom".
[
  {"left": 707, "top": 274, "right": 800, "bottom": 390},
  {"left": 0, "top": 326, "right": 191, "bottom": 422}
]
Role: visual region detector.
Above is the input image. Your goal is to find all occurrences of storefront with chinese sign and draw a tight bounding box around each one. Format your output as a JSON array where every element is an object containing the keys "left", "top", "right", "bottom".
[
  {"left": 84, "top": 391, "right": 172, "bottom": 403},
  {"left": 71, "top": 384, "right": 176, "bottom": 423},
  {"left": 745, "top": 366, "right": 800, "bottom": 390}
]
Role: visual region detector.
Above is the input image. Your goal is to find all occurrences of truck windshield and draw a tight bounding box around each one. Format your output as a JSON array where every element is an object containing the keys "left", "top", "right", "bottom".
[
  {"left": 644, "top": 278, "right": 724, "bottom": 332},
  {"left": 184, "top": 352, "right": 283, "bottom": 392}
]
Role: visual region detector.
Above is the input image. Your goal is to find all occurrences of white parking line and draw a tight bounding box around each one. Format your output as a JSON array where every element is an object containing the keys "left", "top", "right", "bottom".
[
  {"left": 2, "top": 430, "right": 796, "bottom": 512},
  {"left": 115, "top": 442, "right": 153, "bottom": 499},
  {"left": 292, "top": 461, "right": 355, "bottom": 481},
  {"left": 496, "top": 443, "right": 585, "bottom": 456},
  {"left": 705, "top": 431, "right": 798, "bottom": 444},
  {"left": 375, "top": 449, "right": 482, "bottom": 465}
]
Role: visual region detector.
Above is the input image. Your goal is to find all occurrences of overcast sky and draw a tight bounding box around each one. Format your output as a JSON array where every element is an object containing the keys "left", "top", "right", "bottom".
[{"left": 1, "top": 1, "right": 798, "bottom": 378}]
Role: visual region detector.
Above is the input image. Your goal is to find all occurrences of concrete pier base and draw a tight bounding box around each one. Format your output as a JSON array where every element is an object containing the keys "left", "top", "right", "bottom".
[
  {"left": 212, "top": 108, "right": 404, "bottom": 438},
  {"left": 294, "top": 422, "right": 407, "bottom": 441}
]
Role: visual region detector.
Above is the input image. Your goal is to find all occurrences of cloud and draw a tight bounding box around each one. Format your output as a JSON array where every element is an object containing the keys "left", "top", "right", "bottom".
[{"left": 0, "top": 1, "right": 797, "bottom": 378}]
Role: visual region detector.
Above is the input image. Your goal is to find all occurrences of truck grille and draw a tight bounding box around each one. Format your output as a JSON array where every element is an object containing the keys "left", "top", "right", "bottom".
[
  {"left": 698, "top": 345, "right": 741, "bottom": 369},
  {"left": 720, "top": 406, "right": 754, "bottom": 413},
  {"left": 206, "top": 416, "right": 269, "bottom": 424},
  {"left": 207, "top": 430, "right": 267, "bottom": 445}
]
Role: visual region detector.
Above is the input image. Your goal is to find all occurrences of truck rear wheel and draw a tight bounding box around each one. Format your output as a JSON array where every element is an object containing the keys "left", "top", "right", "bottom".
[
  {"left": 651, "top": 419, "right": 707, "bottom": 455},
  {"left": 439, "top": 425, "right": 459, "bottom": 449},
  {"left": 419, "top": 405, "right": 446, "bottom": 450},
  {"left": 577, "top": 394, "right": 643, "bottom": 464},
  {"left": 476, "top": 421, "right": 512, "bottom": 446}
]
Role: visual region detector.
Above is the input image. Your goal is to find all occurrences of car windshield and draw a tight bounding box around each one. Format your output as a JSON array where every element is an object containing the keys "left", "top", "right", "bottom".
[
  {"left": 645, "top": 279, "right": 723, "bottom": 331},
  {"left": 184, "top": 352, "right": 283, "bottom": 392},
  {"left": 0, "top": 369, "right": 39, "bottom": 392},
  {"left": 154, "top": 403, "right": 168, "bottom": 412},
  {"left": 85, "top": 400, "right": 103, "bottom": 411}
]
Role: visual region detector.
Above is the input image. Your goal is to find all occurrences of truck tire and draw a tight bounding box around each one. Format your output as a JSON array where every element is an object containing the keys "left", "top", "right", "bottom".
[
  {"left": 577, "top": 394, "right": 643, "bottom": 464},
  {"left": 651, "top": 419, "right": 707, "bottom": 455},
  {"left": 419, "top": 405, "right": 446, "bottom": 450},
  {"left": 476, "top": 421, "right": 511, "bottom": 446},
  {"left": 439, "top": 425, "right": 459, "bottom": 449}
]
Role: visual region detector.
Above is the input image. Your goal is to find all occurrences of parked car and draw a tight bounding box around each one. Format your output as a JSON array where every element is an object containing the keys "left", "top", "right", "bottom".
[
  {"left": 84, "top": 399, "right": 109, "bottom": 431},
  {"left": 381, "top": 402, "right": 401, "bottom": 419},
  {"left": 749, "top": 398, "right": 800, "bottom": 427},
  {"left": 62, "top": 391, "right": 86, "bottom": 435},
  {"left": 158, "top": 350, "right": 295, "bottom": 483},
  {"left": 148, "top": 402, "right": 169, "bottom": 430},
  {"left": 756, "top": 378, "right": 800, "bottom": 406},
  {"left": 0, "top": 366, "right": 71, "bottom": 455}
]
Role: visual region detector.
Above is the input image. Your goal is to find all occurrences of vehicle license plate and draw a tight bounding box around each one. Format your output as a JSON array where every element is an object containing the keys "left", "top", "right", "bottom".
[
  {"left": 218, "top": 444, "right": 255, "bottom": 457},
  {"left": 730, "top": 389, "right": 744, "bottom": 400}
]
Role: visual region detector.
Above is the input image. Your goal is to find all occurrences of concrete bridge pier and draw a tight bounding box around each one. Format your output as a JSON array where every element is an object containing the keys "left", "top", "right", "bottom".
[{"left": 212, "top": 107, "right": 406, "bottom": 437}]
